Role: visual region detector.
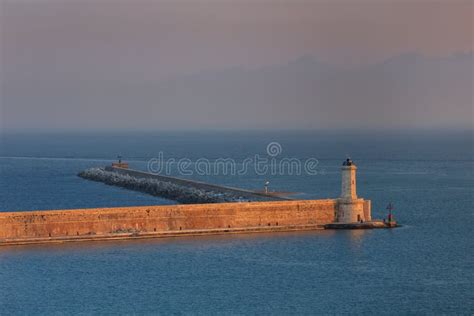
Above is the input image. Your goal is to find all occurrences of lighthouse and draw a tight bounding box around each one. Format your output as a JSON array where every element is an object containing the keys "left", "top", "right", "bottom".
[
  {"left": 341, "top": 158, "right": 357, "bottom": 200},
  {"left": 336, "top": 158, "right": 371, "bottom": 223}
]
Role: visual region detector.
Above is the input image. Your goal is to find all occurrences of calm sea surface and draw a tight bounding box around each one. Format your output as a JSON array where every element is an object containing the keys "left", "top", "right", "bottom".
[{"left": 0, "top": 131, "right": 472, "bottom": 314}]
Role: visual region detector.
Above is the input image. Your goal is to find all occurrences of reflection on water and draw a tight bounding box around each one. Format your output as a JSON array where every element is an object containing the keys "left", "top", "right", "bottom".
[{"left": 347, "top": 229, "right": 369, "bottom": 249}]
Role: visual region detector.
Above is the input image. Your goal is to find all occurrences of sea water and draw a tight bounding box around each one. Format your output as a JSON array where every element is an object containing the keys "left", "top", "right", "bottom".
[{"left": 0, "top": 130, "right": 472, "bottom": 314}]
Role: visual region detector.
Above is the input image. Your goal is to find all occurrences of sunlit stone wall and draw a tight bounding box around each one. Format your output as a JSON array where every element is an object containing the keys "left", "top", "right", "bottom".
[{"left": 0, "top": 200, "right": 337, "bottom": 242}]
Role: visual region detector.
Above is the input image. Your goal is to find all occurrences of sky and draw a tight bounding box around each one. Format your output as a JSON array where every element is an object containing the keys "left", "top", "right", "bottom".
[{"left": 1, "top": 0, "right": 472, "bottom": 131}]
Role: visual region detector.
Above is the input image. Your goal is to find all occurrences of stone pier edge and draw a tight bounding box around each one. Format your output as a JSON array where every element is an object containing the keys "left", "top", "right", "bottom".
[{"left": 0, "top": 200, "right": 337, "bottom": 246}]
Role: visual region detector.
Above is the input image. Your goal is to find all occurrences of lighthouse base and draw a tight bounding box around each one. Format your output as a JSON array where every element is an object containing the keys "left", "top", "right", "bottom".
[{"left": 335, "top": 198, "right": 371, "bottom": 223}]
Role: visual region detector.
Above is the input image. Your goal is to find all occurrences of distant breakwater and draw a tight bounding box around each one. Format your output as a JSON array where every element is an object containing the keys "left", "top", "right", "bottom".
[{"left": 78, "top": 168, "right": 277, "bottom": 204}]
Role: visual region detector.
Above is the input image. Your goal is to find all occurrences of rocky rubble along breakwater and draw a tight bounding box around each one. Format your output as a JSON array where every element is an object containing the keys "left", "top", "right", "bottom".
[{"left": 78, "top": 168, "right": 264, "bottom": 204}]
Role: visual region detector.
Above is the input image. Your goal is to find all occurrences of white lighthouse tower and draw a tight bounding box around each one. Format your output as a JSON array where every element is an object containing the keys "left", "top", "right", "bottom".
[
  {"left": 341, "top": 158, "right": 357, "bottom": 200},
  {"left": 336, "top": 158, "right": 371, "bottom": 223}
]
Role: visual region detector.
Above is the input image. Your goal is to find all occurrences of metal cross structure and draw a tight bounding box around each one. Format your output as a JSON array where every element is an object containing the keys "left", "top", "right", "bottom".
[
  {"left": 386, "top": 202, "right": 394, "bottom": 222},
  {"left": 386, "top": 202, "right": 394, "bottom": 212}
]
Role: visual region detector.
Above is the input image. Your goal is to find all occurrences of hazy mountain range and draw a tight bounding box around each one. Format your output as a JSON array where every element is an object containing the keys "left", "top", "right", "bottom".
[
  {"left": 3, "top": 53, "right": 473, "bottom": 130},
  {"left": 149, "top": 52, "right": 472, "bottom": 129}
]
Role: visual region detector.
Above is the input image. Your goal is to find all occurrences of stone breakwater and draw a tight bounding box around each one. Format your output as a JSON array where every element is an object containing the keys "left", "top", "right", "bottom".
[
  {"left": 0, "top": 200, "right": 337, "bottom": 246},
  {"left": 78, "top": 167, "right": 279, "bottom": 204},
  {"left": 0, "top": 159, "right": 390, "bottom": 246}
]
